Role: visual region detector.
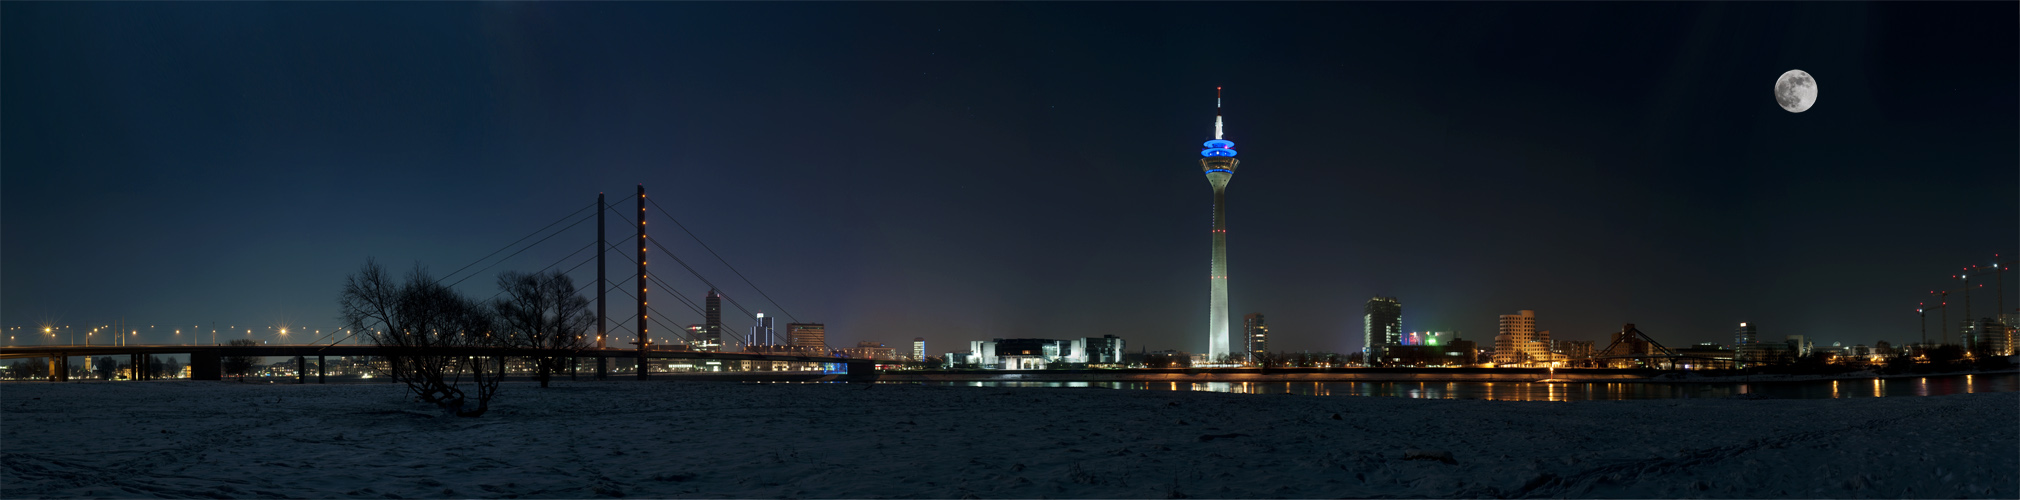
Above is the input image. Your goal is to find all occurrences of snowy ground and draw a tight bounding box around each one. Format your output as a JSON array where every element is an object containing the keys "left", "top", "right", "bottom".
[{"left": 3, "top": 380, "right": 2013, "bottom": 498}]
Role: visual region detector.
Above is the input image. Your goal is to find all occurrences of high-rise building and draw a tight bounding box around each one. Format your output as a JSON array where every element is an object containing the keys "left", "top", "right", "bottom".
[
  {"left": 786, "top": 323, "right": 825, "bottom": 348},
  {"left": 1734, "top": 322, "right": 1761, "bottom": 361},
  {"left": 703, "top": 289, "right": 722, "bottom": 351},
  {"left": 1200, "top": 88, "right": 1241, "bottom": 361},
  {"left": 1363, "top": 297, "right": 1401, "bottom": 361},
  {"left": 1243, "top": 313, "right": 1268, "bottom": 364},
  {"left": 912, "top": 337, "right": 925, "bottom": 361},
  {"left": 751, "top": 312, "right": 774, "bottom": 347},
  {"left": 1492, "top": 310, "right": 1550, "bottom": 365}
]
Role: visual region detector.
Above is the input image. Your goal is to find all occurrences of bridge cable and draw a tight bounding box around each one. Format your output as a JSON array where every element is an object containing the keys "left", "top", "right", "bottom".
[
  {"left": 444, "top": 211, "right": 597, "bottom": 289},
  {"left": 646, "top": 236, "right": 763, "bottom": 323},
  {"left": 648, "top": 198, "right": 801, "bottom": 323},
  {"left": 434, "top": 201, "right": 594, "bottom": 287}
]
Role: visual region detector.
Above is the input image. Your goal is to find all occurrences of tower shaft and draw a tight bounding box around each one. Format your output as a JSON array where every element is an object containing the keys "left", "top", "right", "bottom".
[
  {"left": 1208, "top": 183, "right": 1230, "bottom": 360},
  {"left": 637, "top": 184, "right": 649, "bottom": 379},
  {"left": 597, "top": 192, "right": 606, "bottom": 350}
]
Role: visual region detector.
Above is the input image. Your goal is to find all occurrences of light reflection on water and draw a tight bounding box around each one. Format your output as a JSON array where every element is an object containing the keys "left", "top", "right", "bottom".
[{"left": 911, "top": 373, "right": 2017, "bottom": 401}]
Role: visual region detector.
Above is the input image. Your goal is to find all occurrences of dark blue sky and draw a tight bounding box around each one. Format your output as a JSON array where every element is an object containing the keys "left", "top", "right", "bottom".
[{"left": 5, "top": 2, "right": 2014, "bottom": 353}]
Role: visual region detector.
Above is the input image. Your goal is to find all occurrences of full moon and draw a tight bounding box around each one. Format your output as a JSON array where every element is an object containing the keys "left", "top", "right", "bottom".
[{"left": 1774, "top": 69, "right": 1817, "bottom": 113}]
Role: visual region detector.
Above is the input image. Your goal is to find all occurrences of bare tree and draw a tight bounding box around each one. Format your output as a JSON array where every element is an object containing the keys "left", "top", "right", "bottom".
[
  {"left": 493, "top": 271, "right": 591, "bottom": 388},
  {"left": 340, "top": 259, "right": 506, "bottom": 417},
  {"left": 223, "top": 339, "right": 261, "bottom": 381},
  {"left": 95, "top": 356, "right": 119, "bottom": 380}
]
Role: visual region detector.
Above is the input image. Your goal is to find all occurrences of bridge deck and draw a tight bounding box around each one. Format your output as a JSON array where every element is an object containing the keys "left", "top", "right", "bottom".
[{"left": 0, "top": 344, "right": 862, "bottom": 363}]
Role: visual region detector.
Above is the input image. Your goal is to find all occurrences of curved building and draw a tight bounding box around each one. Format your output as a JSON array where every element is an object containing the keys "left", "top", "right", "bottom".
[{"left": 1201, "top": 88, "right": 1240, "bottom": 360}]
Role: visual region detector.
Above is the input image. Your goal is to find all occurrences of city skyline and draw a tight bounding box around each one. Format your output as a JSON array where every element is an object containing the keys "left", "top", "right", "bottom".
[{"left": 3, "top": 2, "right": 2016, "bottom": 355}]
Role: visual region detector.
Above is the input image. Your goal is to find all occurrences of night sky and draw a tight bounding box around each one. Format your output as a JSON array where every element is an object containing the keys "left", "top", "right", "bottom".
[{"left": 5, "top": 3, "right": 2015, "bottom": 354}]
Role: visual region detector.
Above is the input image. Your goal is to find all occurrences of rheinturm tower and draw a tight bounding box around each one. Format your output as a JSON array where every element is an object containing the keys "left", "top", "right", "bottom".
[{"left": 1201, "top": 88, "right": 1240, "bottom": 361}]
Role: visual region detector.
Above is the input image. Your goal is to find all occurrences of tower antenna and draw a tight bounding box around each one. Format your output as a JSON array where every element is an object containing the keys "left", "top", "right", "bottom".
[{"left": 1214, "top": 87, "right": 1224, "bottom": 140}]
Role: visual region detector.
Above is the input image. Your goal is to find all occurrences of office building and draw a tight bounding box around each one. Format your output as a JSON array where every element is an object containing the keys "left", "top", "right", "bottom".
[
  {"left": 912, "top": 337, "right": 925, "bottom": 361},
  {"left": 1972, "top": 318, "right": 2013, "bottom": 356},
  {"left": 1243, "top": 313, "right": 1268, "bottom": 364},
  {"left": 1364, "top": 296, "right": 1401, "bottom": 361},
  {"left": 1199, "top": 89, "right": 1242, "bottom": 361},
  {"left": 1492, "top": 310, "right": 1551, "bottom": 366},
  {"left": 751, "top": 312, "right": 774, "bottom": 347},
  {"left": 786, "top": 323, "right": 826, "bottom": 348},
  {"left": 702, "top": 289, "right": 723, "bottom": 351},
  {"left": 1733, "top": 322, "right": 1762, "bottom": 361},
  {"left": 1554, "top": 339, "right": 1595, "bottom": 366},
  {"left": 1085, "top": 335, "right": 1126, "bottom": 364}
]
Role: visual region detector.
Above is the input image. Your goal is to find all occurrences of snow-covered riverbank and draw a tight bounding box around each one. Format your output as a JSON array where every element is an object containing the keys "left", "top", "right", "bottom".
[{"left": 3, "top": 381, "right": 2012, "bottom": 498}]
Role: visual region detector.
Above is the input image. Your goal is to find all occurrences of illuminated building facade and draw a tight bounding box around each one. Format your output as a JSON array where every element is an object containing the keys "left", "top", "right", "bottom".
[
  {"left": 1401, "top": 331, "right": 1449, "bottom": 346},
  {"left": 961, "top": 336, "right": 1123, "bottom": 368},
  {"left": 1200, "top": 89, "right": 1240, "bottom": 361},
  {"left": 912, "top": 337, "right": 925, "bottom": 361},
  {"left": 786, "top": 323, "right": 826, "bottom": 348},
  {"left": 1242, "top": 313, "right": 1268, "bottom": 363},
  {"left": 1363, "top": 297, "right": 1401, "bottom": 361},
  {"left": 1492, "top": 310, "right": 1551, "bottom": 365},
  {"left": 751, "top": 312, "right": 774, "bottom": 346}
]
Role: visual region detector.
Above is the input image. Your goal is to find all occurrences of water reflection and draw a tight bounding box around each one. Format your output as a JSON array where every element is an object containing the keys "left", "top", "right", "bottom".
[{"left": 910, "top": 373, "right": 2016, "bottom": 401}]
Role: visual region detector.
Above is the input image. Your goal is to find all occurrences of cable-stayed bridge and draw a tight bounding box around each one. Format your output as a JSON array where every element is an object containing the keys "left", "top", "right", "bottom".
[{"left": 1, "top": 185, "right": 872, "bottom": 382}]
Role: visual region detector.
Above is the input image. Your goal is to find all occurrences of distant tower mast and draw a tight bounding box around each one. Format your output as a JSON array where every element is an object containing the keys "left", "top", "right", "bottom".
[{"left": 1201, "top": 87, "right": 1241, "bottom": 361}]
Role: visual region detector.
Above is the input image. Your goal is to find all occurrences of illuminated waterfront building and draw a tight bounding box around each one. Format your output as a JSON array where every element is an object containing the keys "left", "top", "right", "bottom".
[
  {"left": 912, "top": 337, "right": 925, "bottom": 361},
  {"left": 1199, "top": 88, "right": 1241, "bottom": 361},
  {"left": 962, "top": 336, "right": 1124, "bottom": 369},
  {"left": 1242, "top": 313, "right": 1268, "bottom": 364},
  {"left": 1492, "top": 310, "right": 1552, "bottom": 366},
  {"left": 1363, "top": 297, "right": 1401, "bottom": 361},
  {"left": 786, "top": 323, "right": 826, "bottom": 348}
]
